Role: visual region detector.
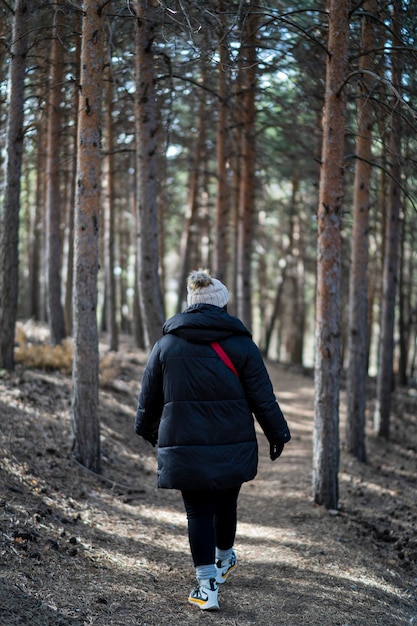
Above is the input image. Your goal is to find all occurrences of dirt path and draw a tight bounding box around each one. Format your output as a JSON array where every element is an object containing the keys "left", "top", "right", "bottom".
[{"left": 0, "top": 346, "right": 416, "bottom": 625}]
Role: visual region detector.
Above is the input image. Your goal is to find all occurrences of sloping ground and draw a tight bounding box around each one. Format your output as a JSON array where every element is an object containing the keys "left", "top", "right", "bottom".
[{"left": 0, "top": 340, "right": 416, "bottom": 626}]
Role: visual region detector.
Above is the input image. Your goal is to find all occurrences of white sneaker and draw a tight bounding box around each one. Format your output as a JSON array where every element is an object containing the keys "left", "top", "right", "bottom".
[
  {"left": 215, "top": 550, "right": 237, "bottom": 584},
  {"left": 188, "top": 578, "right": 219, "bottom": 610}
]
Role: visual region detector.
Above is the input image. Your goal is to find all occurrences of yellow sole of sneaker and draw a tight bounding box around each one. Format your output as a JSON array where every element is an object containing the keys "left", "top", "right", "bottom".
[{"left": 188, "top": 598, "right": 219, "bottom": 611}]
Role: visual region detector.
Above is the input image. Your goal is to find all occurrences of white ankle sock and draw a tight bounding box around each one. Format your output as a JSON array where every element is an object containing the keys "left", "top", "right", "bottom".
[
  {"left": 216, "top": 547, "right": 233, "bottom": 564},
  {"left": 196, "top": 564, "right": 216, "bottom": 581}
]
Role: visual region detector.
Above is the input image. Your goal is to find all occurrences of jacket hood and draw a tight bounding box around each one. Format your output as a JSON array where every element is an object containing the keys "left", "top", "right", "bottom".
[{"left": 163, "top": 304, "right": 252, "bottom": 344}]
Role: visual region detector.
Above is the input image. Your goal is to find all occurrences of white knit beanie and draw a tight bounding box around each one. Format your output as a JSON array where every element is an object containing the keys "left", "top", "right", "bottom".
[{"left": 187, "top": 269, "right": 229, "bottom": 308}]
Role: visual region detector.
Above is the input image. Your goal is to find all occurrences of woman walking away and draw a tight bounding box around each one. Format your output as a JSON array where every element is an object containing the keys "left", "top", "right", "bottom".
[{"left": 135, "top": 269, "right": 291, "bottom": 611}]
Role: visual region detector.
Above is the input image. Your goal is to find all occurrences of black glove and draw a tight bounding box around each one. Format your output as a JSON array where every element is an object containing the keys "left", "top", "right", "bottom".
[
  {"left": 270, "top": 440, "right": 285, "bottom": 461},
  {"left": 142, "top": 432, "right": 158, "bottom": 447}
]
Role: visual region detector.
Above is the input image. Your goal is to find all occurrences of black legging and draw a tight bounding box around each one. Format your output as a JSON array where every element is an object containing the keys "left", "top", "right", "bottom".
[{"left": 181, "top": 486, "right": 241, "bottom": 567}]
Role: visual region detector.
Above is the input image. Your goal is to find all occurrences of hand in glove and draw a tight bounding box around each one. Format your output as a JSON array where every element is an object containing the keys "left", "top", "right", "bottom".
[
  {"left": 142, "top": 431, "right": 158, "bottom": 447},
  {"left": 269, "top": 439, "right": 285, "bottom": 461}
]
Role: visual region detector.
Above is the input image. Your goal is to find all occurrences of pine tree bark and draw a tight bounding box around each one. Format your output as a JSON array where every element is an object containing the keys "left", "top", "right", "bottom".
[
  {"left": 227, "top": 55, "right": 245, "bottom": 315},
  {"left": 29, "top": 106, "right": 46, "bottom": 321},
  {"left": 121, "top": 194, "right": 134, "bottom": 335},
  {"left": 288, "top": 176, "right": 305, "bottom": 365},
  {"left": 313, "top": 0, "right": 350, "bottom": 510},
  {"left": 398, "top": 210, "right": 409, "bottom": 387},
  {"left": 0, "top": 0, "right": 29, "bottom": 370},
  {"left": 71, "top": 0, "right": 104, "bottom": 472},
  {"left": 346, "top": 0, "right": 377, "bottom": 462},
  {"left": 135, "top": 0, "right": 164, "bottom": 346},
  {"left": 176, "top": 75, "right": 207, "bottom": 313},
  {"left": 236, "top": 9, "right": 257, "bottom": 330},
  {"left": 264, "top": 177, "right": 299, "bottom": 358},
  {"left": 373, "top": 0, "right": 403, "bottom": 439},
  {"left": 64, "top": 14, "right": 81, "bottom": 336},
  {"left": 213, "top": 0, "right": 229, "bottom": 282},
  {"left": 45, "top": 2, "right": 67, "bottom": 345},
  {"left": 264, "top": 268, "right": 286, "bottom": 358},
  {"left": 103, "top": 66, "right": 119, "bottom": 351}
]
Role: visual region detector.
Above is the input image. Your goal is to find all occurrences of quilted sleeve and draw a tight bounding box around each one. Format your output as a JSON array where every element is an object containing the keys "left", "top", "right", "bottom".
[
  {"left": 239, "top": 341, "right": 291, "bottom": 444},
  {"left": 135, "top": 342, "right": 164, "bottom": 443}
]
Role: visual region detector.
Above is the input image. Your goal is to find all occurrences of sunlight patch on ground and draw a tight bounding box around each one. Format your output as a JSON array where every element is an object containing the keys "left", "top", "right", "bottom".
[
  {"left": 339, "top": 472, "right": 399, "bottom": 497},
  {"left": 237, "top": 522, "right": 410, "bottom": 601},
  {"left": 93, "top": 544, "right": 161, "bottom": 574},
  {"left": 237, "top": 520, "right": 312, "bottom": 545},
  {"left": 134, "top": 505, "right": 186, "bottom": 527},
  {"left": 277, "top": 387, "right": 314, "bottom": 402},
  {"left": 80, "top": 504, "right": 412, "bottom": 608},
  {"left": 310, "top": 563, "right": 412, "bottom": 600},
  {"left": 278, "top": 404, "right": 314, "bottom": 420},
  {"left": 275, "top": 385, "right": 314, "bottom": 399},
  {"left": 277, "top": 391, "right": 300, "bottom": 401}
]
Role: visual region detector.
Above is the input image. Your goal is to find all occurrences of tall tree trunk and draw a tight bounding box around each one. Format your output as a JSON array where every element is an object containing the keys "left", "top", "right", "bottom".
[
  {"left": 0, "top": 0, "right": 29, "bottom": 370},
  {"left": 229, "top": 93, "right": 242, "bottom": 315},
  {"left": 135, "top": 0, "right": 164, "bottom": 346},
  {"left": 236, "top": 9, "right": 257, "bottom": 330},
  {"left": 132, "top": 184, "right": 145, "bottom": 347},
  {"left": 29, "top": 105, "right": 46, "bottom": 321},
  {"left": 287, "top": 175, "right": 305, "bottom": 365},
  {"left": 373, "top": 0, "right": 403, "bottom": 439},
  {"left": 289, "top": 213, "right": 305, "bottom": 365},
  {"left": 46, "top": 1, "right": 66, "bottom": 344},
  {"left": 213, "top": 0, "right": 229, "bottom": 282},
  {"left": 264, "top": 266, "right": 287, "bottom": 358},
  {"left": 22, "top": 159, "right": 34, "bottom": 317},
  {"left": 157, "top": 161, "right": 167, "bottom": 317},
  {"left": 263, "top": 175, "right": 299, "bottom": 358},
  {"left": 64, "top": 14, "right": 81, "bottom": 336},
  {"left": 176, "top": 76, "right": 207, "bottom": 312},
  {"left": 346, "top": 0, "right": 377, "bottom": 463},
  {"left": 71, "top": 0, "right": 104, "bottom": 473},
  {"left": 121, "top": 192, "right": 134, "bottom": 335},
  {"left": 313, "top": 0, "right": 350, "bottom": 510},
  {"left": 103, "top": 64, "right": 119, "bottom": 351},
  {"left": 397, "top": 211, "right": 408, "bottom": 386},
  {"left": 397, "top": 128, "right": 414, "bottom": 386}
]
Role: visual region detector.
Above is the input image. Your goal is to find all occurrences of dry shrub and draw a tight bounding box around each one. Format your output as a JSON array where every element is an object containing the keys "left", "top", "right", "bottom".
[
  {"left": 14, "top": 324, "right": 74, "bottom": 374},
  {"left": 14, "top": 323, "right": 122, "bottom": 386},
  {"left": 99, "top": 352, "right": 121, "bottom": 388}
]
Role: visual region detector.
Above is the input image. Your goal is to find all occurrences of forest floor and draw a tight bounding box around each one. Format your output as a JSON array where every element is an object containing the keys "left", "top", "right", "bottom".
[{"left": 0, "top": 325, "right": 416, "bottom": 626}]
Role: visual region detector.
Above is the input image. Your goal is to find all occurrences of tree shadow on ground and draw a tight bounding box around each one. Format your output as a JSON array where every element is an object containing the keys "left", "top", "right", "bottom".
[
  {"left": 1, "top": 355, "right": 416, "bottom": 626},
  {"left": 0, "top": 578, "right": 85, "bottom": 626}
]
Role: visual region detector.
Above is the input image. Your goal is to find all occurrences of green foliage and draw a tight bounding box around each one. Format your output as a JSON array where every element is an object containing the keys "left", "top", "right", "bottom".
[{"left": 1, "top": 0, "right": 417, "bottom": 368}]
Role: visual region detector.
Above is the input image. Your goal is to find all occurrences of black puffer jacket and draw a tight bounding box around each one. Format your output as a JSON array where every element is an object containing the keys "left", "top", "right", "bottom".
[{"left": 135, "top": 304, "right": 291, "bottom": 490}]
